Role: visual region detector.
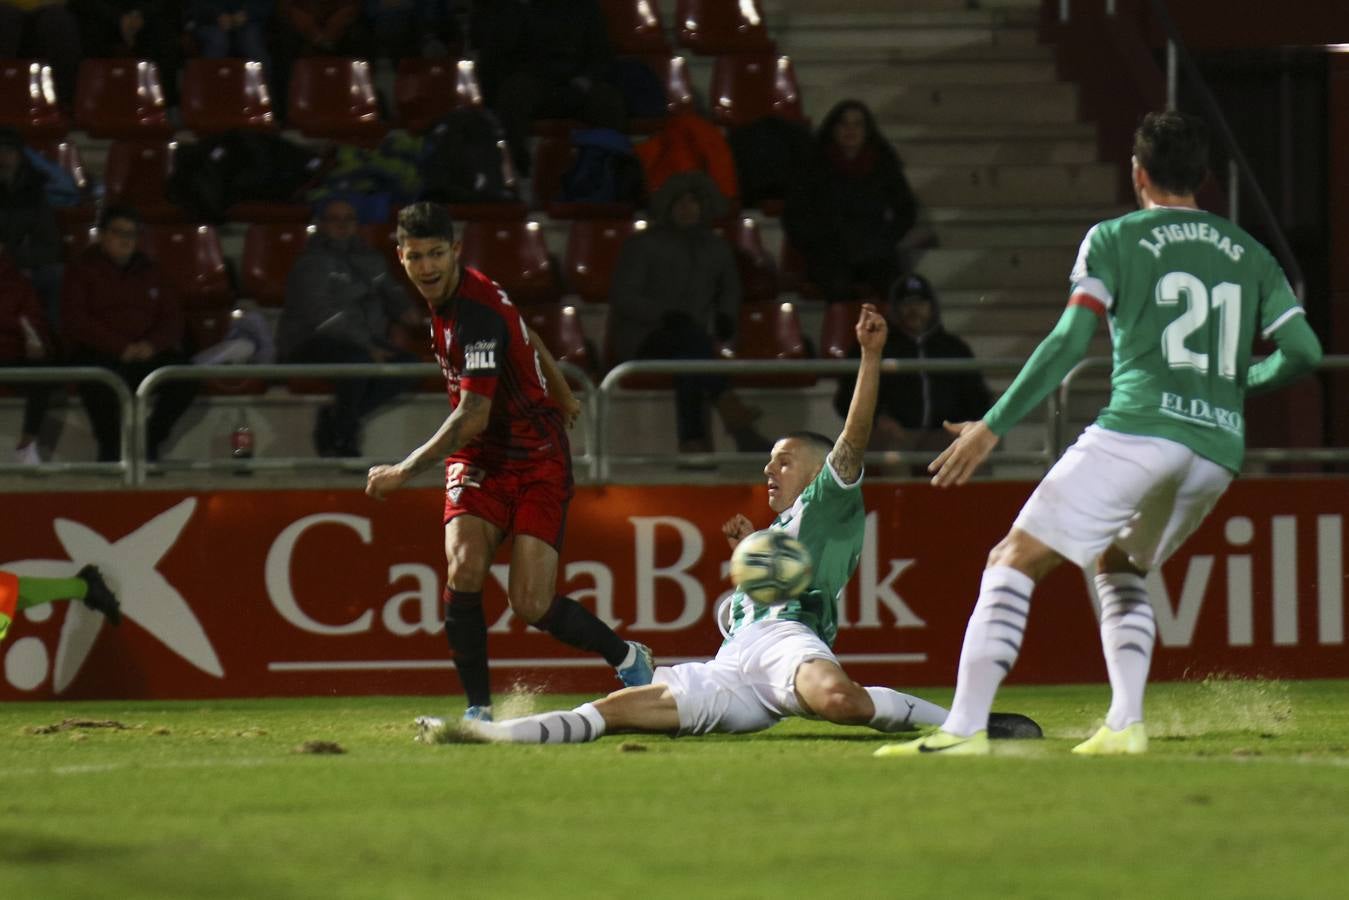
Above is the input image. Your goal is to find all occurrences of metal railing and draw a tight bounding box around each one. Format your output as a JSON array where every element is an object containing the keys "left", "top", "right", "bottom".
[{"left": 0, "top": 366, "right": 135, "bottom": 483}]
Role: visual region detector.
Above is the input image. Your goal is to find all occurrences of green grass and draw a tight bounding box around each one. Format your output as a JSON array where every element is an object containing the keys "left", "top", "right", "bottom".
[{"left": 3, "top": 679, "right": 1348, "bottom": 899}]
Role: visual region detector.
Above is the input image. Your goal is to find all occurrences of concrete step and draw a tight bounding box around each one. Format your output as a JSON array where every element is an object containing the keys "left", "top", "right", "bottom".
[
  {"left": 799, "top": 58, "right": 1058, "bottom": 89},
  {"left": 906, "top": 162, "right": 1119, "bottom": 207},
  {"left": 882, "top": 120, "right": 1097, "bottom": 142},
  {"left": 872, "top": 81, "right": 1080, "bottom": 125},
  {"left": 918, "top": 246, "right": 1078, "bottom": 289},
  {"left": 780, "top": 24, "right": 1041, "bottom": 53},
  {"left": 766, "top": 0, "right": 1040, "bottom": 12},
  {"left": 935, "top": 219, "right": 1089, "bottom": 248},
  {"left": 897, "top": 137, "right": 1099, "bottom": 166},
  {"left": 780, "top": 9, "right": 1040, "bottom": 31}
]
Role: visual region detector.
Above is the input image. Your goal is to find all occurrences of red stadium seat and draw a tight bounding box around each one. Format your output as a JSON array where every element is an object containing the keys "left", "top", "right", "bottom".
[
  {"left": 600, "top": 0, "right": 670, "bottom": 54},
  {"left": 103, "top": 140, "right": 183, "bottom": 223},
  {"left": 142, "top": 224, "right": 233, "bottom": 309},
  {"left": 629, "top": 55, "right": 695, "bottom": 132},
  {"left": 287, "top": 57, "right": 384, "bottom": 141},
  {"left": 181, "top": 58, "right": 276, "bottom": 134},
  {"left": 240, "top": 223, "right": 314, "bottom": 307},
  {"left": 74, "top": 59, "right": 172, "bottom": 139},
  {"left": 458, "top": 220, "right": 561, "bottom": 306},
  {"left": 183, "top": 308, "right": 268, "bottom": 395},
  {"left": 0, "top": 60, "right": 68, "bottom": 137},
  {"left": 59, "top": 218, "right": 98, "bottom": 261},
  {"left": 713, "top": 216, "right": 778, "bottom": 303},
  {"left": 710, "top": 54, "right": 803, "bottom": 128},
  {"left": 525, "top": 302, "right": 594, "bottom": 383},
  {"left": 563, "top": 218, "right": 643, "bottom": 303},
  {"left": 531, "top": 134, "right": 638, "bottom": 219},
  {"left": 819, "top": 300, "right": 865, "bottom": 360},
  {"left": 394, "top": 58, "right": 482, "bottom": 134},
  {"left": 675, "top": 0, "right": 774, "bottom": 54},
  {"left": 732, "top": 301, "right": 812, "bottom": 387},
  {"left": 778, "top": 235, "right": 821, "bottom": 299},
  {"left": 31, "top": 140, "right": 93, "bottom": 224}
]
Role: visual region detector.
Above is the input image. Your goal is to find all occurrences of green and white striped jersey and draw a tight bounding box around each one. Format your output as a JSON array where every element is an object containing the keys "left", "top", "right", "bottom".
[
  {"left": 1071, "top": 207, "right": 1304, "bottom": 472},
  {"left": 725, "top": 458, "right": 865, "bottom": 647}
]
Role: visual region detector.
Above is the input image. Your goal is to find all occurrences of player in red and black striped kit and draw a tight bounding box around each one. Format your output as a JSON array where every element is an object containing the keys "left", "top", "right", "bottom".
[{"left": 365, "top": 203, "right": 653, "bottom": 723}]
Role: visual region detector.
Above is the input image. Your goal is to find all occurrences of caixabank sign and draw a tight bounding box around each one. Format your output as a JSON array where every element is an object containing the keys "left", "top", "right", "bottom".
[{"left": 1, "top": 481, "right": 1344, "bottom": 700}]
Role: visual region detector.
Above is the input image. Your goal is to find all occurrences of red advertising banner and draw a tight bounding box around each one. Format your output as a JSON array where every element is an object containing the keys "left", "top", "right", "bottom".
[{"left": 1, "top": 479, "right": 1345, "bottom": 700}]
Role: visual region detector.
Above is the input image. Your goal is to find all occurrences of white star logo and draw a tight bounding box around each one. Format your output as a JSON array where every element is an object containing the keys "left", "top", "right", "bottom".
[{"left": 2, "top": 498, "right": 222, "bottom": 692}]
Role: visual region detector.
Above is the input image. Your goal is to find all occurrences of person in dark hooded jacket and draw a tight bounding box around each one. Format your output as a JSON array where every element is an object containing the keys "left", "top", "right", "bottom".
[
  {"left": 784, "top": 99, "right": 919, "bottom": 303},
  {"left": 833, "top": 273, "right": 990, "bottom": 457},
  {"left": 609, "top": 170, "right": 768, "bottom": 456}
]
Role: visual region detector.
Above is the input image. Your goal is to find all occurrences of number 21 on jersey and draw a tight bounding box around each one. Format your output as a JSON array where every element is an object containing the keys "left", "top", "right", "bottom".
[{"left": 1156, "top": 271, "right": 1240, "bottom": 380}]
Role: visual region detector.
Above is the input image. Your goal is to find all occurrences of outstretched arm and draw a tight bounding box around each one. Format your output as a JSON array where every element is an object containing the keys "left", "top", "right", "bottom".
[
  {"left": 366, "top": 390, "right": 492, "bottom": 498},
  {"left": 831, "top": 304, "right": 888, "bottom": 485}
]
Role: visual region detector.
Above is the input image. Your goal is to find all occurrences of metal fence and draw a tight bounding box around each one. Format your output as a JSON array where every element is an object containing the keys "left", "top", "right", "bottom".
[{"left": 2, "top": 356, "right": 1346, "bottom": 486}]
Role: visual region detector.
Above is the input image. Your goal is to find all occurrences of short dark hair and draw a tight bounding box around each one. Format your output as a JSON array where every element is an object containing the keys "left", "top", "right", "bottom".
[
  {"left": 98, "top": 204, "right": 142, "bottom": 231},
  {"left": 396, "top": 202, "right": 455, "bottom": 246},
  {"left": 782, "top": 431, "right": 834, "bottom": 459},
  {"left": 1133, "top": 110, "right": 1209, "bottom": 195}
]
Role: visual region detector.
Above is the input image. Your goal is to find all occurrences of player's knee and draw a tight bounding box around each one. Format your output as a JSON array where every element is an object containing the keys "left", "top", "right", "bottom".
[
  {"left": 807, "top": 680, "right": 871, "bottom": 724},
  {"left": 507, "top": 589, "right": 553, "bottom": 624}
]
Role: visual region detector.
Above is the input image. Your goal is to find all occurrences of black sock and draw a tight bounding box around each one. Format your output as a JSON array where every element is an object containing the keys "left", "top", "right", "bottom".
[
  {"left": 444, "top": 589, "right": 491, "bottom": 707},
  {"left": 533, "top": 595, "right": 629, "bottom": 667}
]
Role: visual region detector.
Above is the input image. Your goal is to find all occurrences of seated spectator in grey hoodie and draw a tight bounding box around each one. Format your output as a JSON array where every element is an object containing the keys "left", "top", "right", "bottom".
[{"left": 278, "top": 198, "right": 421, "bottom": 457}]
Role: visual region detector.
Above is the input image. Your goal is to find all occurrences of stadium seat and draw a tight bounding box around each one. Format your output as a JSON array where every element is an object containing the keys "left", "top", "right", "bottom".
[
  {"left": 183, "top": 308, "right": 268, "bottom": 395},
  {"left": 181, "top": 58, "right": 276, "bottom": 134},
  {"left": 629, "top": 55, "right": 695, "bottom": 132},
  {"left": 458, "top": 220, "right": 561, "bottom": 306},
  {"left": 525, "top": 302, "right": 594, "bottom": 384},
  {"left": 74, "top": 59, "right": 173, "bottom": 139},
  {"left": 819, "top": 300, "right": 865, "bottom": 360},
  {"left": 30, "top": 140, "right": 93, "bottom": 224},
  {"left": 732, "top": 301, "right": 813, "bottom": 387},
  {"left": 0, "top": 60, "right": 68, "bottom": 137},
  {"left": 103, "top": 140, "right": 184, "bottom": 223},
  {"left": 59, "top": 218, "right": 98, "bottom": 261},
  {"left": 142, "top": 224, "right": 233, "bottom": 309},
  {"left": 712, "top": 216, "right": 778, "bottom": 303},
  {"left": 600, "top": 0, "right": 670, "bottom": 54},
  {"left": 287, "top": 57, "right": 384, "bottom": 141},
  {"left": 394, "top": 58, "right": 482, "bottom": 134},
  {"left": 563, "top": 218, "right": 643, "bottom": 303},
  {"left": 240, "top": 223, "right": 314, "bottom": 307},
  {"left": 710, "top": 54, "right": 804, "bottom": 129},
  {"left": 531, "top": 134, "right": 638, "bottom": 219},
  {"left": 675, "top": 0, "right": 774, "bottom": 54},
  {"left": 778, "top": 236, "right": 821, "bottom": 299}
]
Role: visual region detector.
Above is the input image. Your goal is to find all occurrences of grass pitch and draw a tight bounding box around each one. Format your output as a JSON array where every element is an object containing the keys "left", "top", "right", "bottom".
[{"left": 3, "top": 678, "right": 1347, "bottom": 899}]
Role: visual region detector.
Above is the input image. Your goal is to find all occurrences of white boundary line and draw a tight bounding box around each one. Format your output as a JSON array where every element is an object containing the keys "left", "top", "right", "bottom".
[{"left": 266, "top": 654, "right": 929, "bottom": 672}]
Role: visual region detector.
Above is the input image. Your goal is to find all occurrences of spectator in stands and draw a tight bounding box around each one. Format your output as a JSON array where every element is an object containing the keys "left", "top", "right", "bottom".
[
  {"left": 471, "top": 0, "right": 626, "bottom": 175},
  {"left": 277, "top": 198, "right": 422, "bottom": 458},
  {"left": 833, "top": 273, "right": 991, "bottom": 460},
  {"left": 609, "top": 171, "right": 769, "bottom": 457},
  {"left": 187, "top": 1, "right": 271, "bottom": 69},
  {"left": 363, "top": 0, "right": 461, "bottom": 63},
  {"left": 61, "top": 205, "right": 199, "bottom": 462},
  {"left": 69, "top": 0, "right": 183, "bottom": 106},
  {"left": 0, "top": 242, "right": 57, "bottom": 464},
  {"left": 277, "top": 0, "right": 364, "bottom": 57},
  {"left": 0, "top": 1, "right": 82, "bottom": 109},
  {"left": 784, "top": 99, "right": 919, "bottom": 303},
  {"left": 0, "top": 128, "right": 63, "bottom": 324}
]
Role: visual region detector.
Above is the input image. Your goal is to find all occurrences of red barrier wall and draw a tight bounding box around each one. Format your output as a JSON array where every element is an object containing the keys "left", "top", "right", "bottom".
[{"left": 1, "top": 480, "right": 1345, "bottom": 700}]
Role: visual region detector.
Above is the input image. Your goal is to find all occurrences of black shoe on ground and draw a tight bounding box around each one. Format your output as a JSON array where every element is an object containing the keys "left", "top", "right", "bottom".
[
  {"left": 987, "top": 712, "right": 1043, "bottom": 740},
  {"left": 77, "top": 564, "right": 122, "bottom": 626}
]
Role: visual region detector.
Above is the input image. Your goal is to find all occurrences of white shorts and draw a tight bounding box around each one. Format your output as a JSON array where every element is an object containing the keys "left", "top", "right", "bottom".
[
  {"left": 1014, "top": 425, "right": 1233, "bottom": 571},
  {"left": 652, "top": 619, "right": 837, "bottom": 736}
]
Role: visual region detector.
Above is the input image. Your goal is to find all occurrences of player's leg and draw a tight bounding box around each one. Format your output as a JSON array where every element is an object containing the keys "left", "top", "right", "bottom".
[
  {"left": 794, "top": 658, "right": 948, "bottom": 731},
  {"left": 443, "top": 684, "right": 681, "bottom": 745},
  {"left": 0, "top": 567, "right": 122, "bottom": 630},
  {"left": 443, "top": 514, "right": 505, "bottom": 714},
  {"left": 0, "top": 571, "right": 16, "bottom": 642}
]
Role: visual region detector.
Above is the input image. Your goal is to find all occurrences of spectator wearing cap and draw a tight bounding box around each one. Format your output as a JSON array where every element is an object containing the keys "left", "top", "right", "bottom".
[
  {"left": 833, "top": 273, "right": 991, "bottom": 459},
  {"left": 0, "top": 127, "right": 63, "bottom": 324},
  {"left": 61, "top": 204, "right": 199, "bottom": 462},
  {"left": 783, "top": 99, "right": 920, "bottom": 303}
]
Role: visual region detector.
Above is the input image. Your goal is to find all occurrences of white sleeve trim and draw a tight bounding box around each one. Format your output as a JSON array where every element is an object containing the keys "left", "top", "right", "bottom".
[
  {"left": 824, "top": 453, "right": 864, "bottom": 490},
  {"left": 1261, "top": 306, "right": 1305, "bottom": 340},
  {"left": 1071, "top": 276, "right": 1114, "bottom": 310}
]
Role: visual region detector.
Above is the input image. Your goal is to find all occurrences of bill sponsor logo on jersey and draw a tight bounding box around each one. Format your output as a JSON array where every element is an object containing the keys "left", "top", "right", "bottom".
[
  {"left": 1159, "top": 391, "right": 1244, "bottom": 435},
  {"left": 464, "top": 339, "right": 497, "bottom": 372}
]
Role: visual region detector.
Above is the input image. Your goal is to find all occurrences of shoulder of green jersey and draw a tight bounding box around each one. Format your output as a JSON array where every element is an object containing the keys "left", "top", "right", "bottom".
[
  {"left": 1262, "top": 305, "right": 1306, "bottom": 340},
  {"left": 1070, "top": 276, "right": 1113, "bottom": 311},
  {"left": 823, "top": 453, "right": 864, "bottom": 491},
  {"left": 1069, "top": 222, "right": 1105, "bottom": 284}
]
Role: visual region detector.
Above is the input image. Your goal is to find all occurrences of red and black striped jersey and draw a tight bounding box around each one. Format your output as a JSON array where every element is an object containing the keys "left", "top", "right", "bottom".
[{"left": 428, "top": 266, "right": 568, "bottom": 462}]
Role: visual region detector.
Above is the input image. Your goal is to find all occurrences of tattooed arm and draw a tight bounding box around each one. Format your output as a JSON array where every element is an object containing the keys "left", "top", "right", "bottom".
[
  {"left": 365, "top": 389, "right": 492, "bottom": 498},
  {"left": 830, "top": 304, "right": 888, "bottom": 485}
]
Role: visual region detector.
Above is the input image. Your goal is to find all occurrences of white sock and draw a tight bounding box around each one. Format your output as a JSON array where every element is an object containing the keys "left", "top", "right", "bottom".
[
  {"left": 482, "top": 703, "right": 607, "bottom": 744},
  {"left": 943, "top": 565, "right": 1035, "bottom": 737},
  {"left": 1095, "top": 572, "right": 1156, "bottom": 731},
  {"left": 865, "top": 687, "right": 947, "bottom": 732}
]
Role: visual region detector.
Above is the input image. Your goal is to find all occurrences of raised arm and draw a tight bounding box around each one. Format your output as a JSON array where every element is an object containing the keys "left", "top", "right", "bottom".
[
  {"left": 365, "top": 389, "right": 491, "bottom": 499},
  {"left": 830, "top": 303, "right": 887, "bottom": 485}
]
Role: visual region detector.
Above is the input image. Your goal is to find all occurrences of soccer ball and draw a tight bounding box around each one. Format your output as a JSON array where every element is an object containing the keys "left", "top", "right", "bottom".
[{"left": 730, "top": 529, "right": 812, "bottom": 604}]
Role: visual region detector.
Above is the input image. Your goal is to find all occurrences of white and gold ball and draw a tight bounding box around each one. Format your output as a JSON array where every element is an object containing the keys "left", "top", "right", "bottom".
[{"left": 730, "top": 529, "right": 812, "bottom": 604}]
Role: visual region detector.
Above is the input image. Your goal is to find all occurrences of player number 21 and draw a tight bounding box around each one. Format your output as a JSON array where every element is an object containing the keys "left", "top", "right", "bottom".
[{"left": 1156, "top": 271, "right": 1240, "bottom": 380}]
